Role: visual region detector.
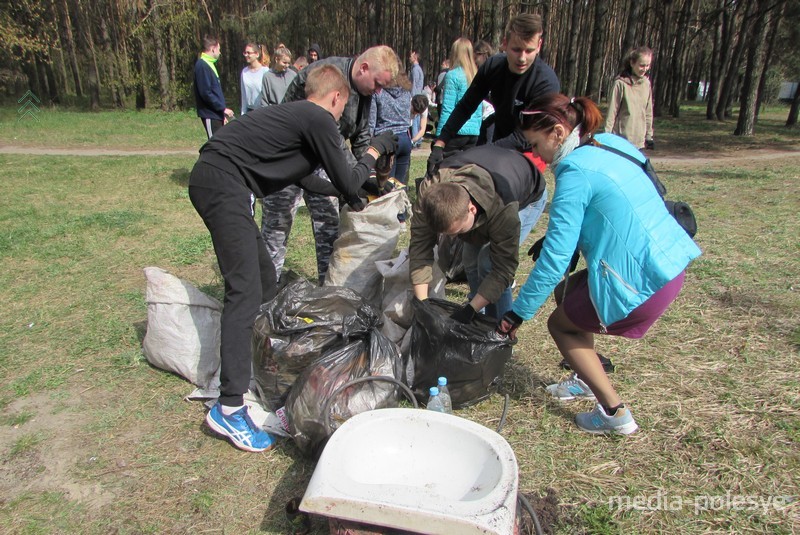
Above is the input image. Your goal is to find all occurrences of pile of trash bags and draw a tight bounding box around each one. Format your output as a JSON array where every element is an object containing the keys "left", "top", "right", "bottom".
[{"left": 142, "top": 188, "right": 516, "bottom": 458}]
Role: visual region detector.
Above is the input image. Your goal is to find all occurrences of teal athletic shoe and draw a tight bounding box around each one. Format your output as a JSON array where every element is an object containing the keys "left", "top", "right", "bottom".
[
  {"left": 205, "top": 402, "right": 276, "bottom": 452},
  {"left": 575, "top": 404, "right": 639, "bottom": 435},
  {"left": 545, "top": 373, "right": 596, "bottom": 401}
]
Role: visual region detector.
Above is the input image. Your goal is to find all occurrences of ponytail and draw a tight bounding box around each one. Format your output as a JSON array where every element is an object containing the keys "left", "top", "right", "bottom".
[
  {"left": 569, "top": 97, "right": 603, "bottom": 137},
  {"left": 519, "top": 93, "right": 604, "bottom": 139}
]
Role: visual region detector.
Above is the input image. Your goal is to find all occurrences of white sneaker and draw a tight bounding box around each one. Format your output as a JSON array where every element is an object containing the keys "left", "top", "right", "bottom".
[
  {"left": 575, "top": 404, "right": 638, "bottom": 435},
  {"left": 545, "top": 373, "right": 596, "bottom": 401}
]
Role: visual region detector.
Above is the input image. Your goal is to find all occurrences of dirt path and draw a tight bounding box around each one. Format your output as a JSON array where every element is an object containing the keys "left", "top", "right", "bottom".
[{"left": 2, "top": 143, "right": 799, "bottom": 166}]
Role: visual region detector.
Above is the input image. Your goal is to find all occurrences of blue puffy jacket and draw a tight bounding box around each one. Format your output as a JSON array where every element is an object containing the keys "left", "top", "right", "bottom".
[
  {"left": 436, "top": 67, "right": 482, "bottom": 137},
  {"left": 512, "top": 133, "right": 701, "bottom": 327}
]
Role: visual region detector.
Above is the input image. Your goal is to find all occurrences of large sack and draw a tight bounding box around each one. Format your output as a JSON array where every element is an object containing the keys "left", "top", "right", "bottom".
[
  {"left": 374, "top": 248, "right": 447, "bottom": 342},
  {"left": 252, "top": 278, "right": 381, "bottom": 410},
  {"left": 406, "top": 298, "right": 515, "bottom": 409},
  {"left": 285, "top": 330, "right": 403, "bottom": 458},
  {"left": 142, "top": 267, "right": 221, "bottom": 390},
  {"left": 324, "top": 190, "right": 410, "bottom": 305}
]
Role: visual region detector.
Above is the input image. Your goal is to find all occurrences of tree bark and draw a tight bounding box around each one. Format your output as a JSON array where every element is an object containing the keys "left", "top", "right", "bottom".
[
  {"left": 148, "top": 0, "right": 173, "bottom": 111},
  {"left": 586, "top": 0, "right": 609, "bottom": 100},
  {"left": 562, "top": 0, "right": 583, "bottom": 96},
  {"left": 619, "top": 0, "right": 642, "bottom": 71},
  {"left": 716, "top": 0, "right": 754, "bottom": 120},
  {"left": 787, "top": 83, "right": 800, "bottom": 127},
  {"left": 57, "top": 0, "right": 83, "bottom": 97},
  {"left": 755, "top": 0, "right": 784, "bottom": 119},
  {"left": 734, "top": 2, "right": 772, "bottom": 136}
]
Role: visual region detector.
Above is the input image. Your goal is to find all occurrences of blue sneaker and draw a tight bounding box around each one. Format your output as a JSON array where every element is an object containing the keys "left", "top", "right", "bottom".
[
  {"left": 205, "top": 402, "right": 276, "bottom": 452},
  {"left": 575, "top": 404, "right": 638, "bottom": 435},
  {"left": 545, "top": 373, "right": 596, "bottom": 401}
]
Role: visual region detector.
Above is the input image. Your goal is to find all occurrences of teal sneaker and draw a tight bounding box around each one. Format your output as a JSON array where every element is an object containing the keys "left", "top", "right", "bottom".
[
  {"left": 545, "top": 373, "right": 596, "bottom": 401},
  {"left": 206, "top": 402, "right": 276, "bottom": 452},
  {"left": 575, "top": 404, "right": 639, "bottom": 435}
]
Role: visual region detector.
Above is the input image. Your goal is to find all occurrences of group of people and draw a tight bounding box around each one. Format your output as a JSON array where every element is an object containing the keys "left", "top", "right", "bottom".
[{"left": 188, "top": 13, "right": 699, "bottom": 453}]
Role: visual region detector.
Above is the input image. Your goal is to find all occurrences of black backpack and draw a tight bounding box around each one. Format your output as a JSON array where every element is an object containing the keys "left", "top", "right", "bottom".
[{"left": 597, "top": 144, "right": 697, "bottom": 238}]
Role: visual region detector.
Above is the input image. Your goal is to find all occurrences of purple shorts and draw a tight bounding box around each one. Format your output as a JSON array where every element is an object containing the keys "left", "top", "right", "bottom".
[{"left": 562, "top": 270, "right": 686, "bottom": 339}]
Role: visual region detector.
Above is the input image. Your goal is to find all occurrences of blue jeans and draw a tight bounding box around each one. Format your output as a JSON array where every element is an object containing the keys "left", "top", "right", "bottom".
[
  {"left": 390, "top": 131, "right": 412, "bottom": 184},
  {"left": 411, "top": 115, "right": 421, "bottom": 144},
  {"left": 462, "top": 187, "right": 548, "bottom": 319}
]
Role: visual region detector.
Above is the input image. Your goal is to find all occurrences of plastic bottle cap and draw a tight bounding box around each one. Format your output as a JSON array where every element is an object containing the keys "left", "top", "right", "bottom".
[
  {"left": 438, "top": 377, "right": 447, "bottom": 386},
  {"left": 429, "top": 387, "right": 439, "bottom": 396}
]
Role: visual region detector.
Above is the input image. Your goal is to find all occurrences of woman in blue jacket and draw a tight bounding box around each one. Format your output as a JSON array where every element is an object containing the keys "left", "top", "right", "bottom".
[
  {"left": 436, "top": 38, "right": 483, "bottom": 158},
  {"left": 497, "top": 93, "right": 701, "bottom": 435}
]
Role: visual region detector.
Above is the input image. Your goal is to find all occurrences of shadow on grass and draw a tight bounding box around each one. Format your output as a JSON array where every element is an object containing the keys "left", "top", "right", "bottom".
[
  {"left": 170, "top": 168, "right": 191, "bottom": 187},
  {"left": 261, "top": 448, "right": 325, "bottom": 533}
]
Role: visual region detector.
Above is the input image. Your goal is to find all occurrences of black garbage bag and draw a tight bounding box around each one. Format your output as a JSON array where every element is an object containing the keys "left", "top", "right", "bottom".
[
  {"left": 252, "top": 278, "right": 382, "bottom": 410},
  {"left": 406, "top": 298, "right": 515, "bottom": 409},
  {"left": 285, "top": 330, "right": 403, "bottom": 458},
  {"left": 437, "top": 234, "right": 467, "bottom": 282}
]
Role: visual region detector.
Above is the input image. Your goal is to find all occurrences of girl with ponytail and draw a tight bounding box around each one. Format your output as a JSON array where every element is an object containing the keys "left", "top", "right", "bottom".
[{"left": 497, "top": 92, "right": 701, "bottom": 436}]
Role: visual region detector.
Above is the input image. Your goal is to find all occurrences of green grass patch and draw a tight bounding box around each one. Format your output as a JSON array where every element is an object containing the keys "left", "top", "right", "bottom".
[{"left": 0, "top": 106, "right": 797, "bottom": 534}]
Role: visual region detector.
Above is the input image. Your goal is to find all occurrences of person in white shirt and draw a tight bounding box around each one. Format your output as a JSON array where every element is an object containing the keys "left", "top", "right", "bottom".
[{"left": 240, "top": 43, "right": 269, "bottom": 115}]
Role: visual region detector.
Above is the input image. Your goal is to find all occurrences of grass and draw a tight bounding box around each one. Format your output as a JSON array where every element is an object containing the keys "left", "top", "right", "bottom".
[
  {"left": 0, "top": 107, "right": 206, "bottom": 149},
  {"left": 0, "top": 104, "right": 798, "bottom": 533}
]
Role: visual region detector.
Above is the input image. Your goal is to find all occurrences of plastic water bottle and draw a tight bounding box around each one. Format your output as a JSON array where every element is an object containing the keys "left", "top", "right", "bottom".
[
  {"left": 437, "top": 377, "right": 453, "bottom": 414},
  {"left": 427, "top": 387, "right": 446, "bottom": 413}
]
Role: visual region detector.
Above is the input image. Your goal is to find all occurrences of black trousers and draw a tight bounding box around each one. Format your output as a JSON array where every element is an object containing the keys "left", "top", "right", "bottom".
[
  {"left": 200, "top": 117, "right": 224, "bottom": 139},
  {"left": 188, "top": 161, "right": 278, "bottom": 406}
]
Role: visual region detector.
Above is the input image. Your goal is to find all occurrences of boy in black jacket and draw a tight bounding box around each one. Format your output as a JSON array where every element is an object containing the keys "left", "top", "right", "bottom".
[
  {"left": 189, "top": 64, "right": 397, "bottom": 452},
  {"left": 427, "top": 14, "right": 560, "bottom": 173}
]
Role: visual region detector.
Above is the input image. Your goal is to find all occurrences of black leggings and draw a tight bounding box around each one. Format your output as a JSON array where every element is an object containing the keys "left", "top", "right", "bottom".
[{"left": 189, "top": 162, "right": 278, "bottom": 406}]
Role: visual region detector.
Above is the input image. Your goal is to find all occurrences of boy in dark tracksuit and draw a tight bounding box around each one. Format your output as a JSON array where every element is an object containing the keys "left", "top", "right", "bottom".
[
  {"left": 193, "top": 36, "right": 234, "bottom": 138},
  {"left": 189, "top": 64, "right": 397, "bottom": 452},
  {"left": 427, "top": 14, "right": 559, "bottom": 172}
]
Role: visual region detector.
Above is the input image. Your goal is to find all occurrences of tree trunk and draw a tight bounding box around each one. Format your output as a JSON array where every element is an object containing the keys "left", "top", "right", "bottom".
[
  {"left": 586, "top": 0, "right": 609, "bottom": 100},
  {"left": 787, "top": 83, "right": 800, "bottom": 127},
  {"left": 57, "top": 0, "right": 83, "bottom": 97},
  {"left": 755, "top": 0, "right": 784, "bottom": 119},
  {"left": 716, "top": 0, "right": 754, "bottom": 120},
  {"left": 74, "top": 0, "right": 101, "bottom": 109},
  {"left": 148, "top": 0, "right": 173, "bottom": 111},
  {"left": 734, "top": 2, "right": 772, "bottom": 136},
  {"left": 668, "top": 0, "right": 693, "bottom": 117},
  {"left": 619, "top": 0, "right": 642, "bottom": 70},
  {"left": 562, "top": 0, "right": 583, "bottom": 96}
]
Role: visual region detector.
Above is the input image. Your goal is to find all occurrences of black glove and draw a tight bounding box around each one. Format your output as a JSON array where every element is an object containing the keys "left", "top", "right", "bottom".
[
  {"left": 527, "top": 236, "right": 580, "bottom": 273},
  {"left": 427, "top": 145, "right": 444, "bottom": 176},
  {"left": 450, "top": 303, "right": 477, "bottom": 324},
  {"left": 360, "top": 176, "right": 395, "bottom": 197},
  {"left": 645, "top": 139, "right": 655, "bottom": 150},
  {"left": 496, "top": 310, "right": 523, "bottom": 340},
  {"left": 342, "top": 194, "right": 365, "bottom": 212},
  {"left": 370, "top": 132, "right": 399, "bottom": 156}
]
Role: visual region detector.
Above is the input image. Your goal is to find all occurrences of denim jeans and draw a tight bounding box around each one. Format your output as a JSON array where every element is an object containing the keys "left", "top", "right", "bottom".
[{"left": 462, "top": 187, "right": 548, "bottom": 319}]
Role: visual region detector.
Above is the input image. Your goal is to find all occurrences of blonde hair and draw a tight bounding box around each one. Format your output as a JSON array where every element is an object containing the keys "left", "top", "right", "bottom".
[
  {"left": 305, "top": 63, "right": 350, "bottom": 99},
  {"left": 449, "top": 38, "right": 478, "bottom": 84},
  {"left": 356, "top": 45, "right": 401, "bottom": 83}
]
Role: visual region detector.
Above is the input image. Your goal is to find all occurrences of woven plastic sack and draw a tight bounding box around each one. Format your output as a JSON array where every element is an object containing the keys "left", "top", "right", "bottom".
[
  {"left": 324, "top": 189, "right": 411, "bottom": 305},
  {"left": 141, "top": 267, "right": 221, "bottom": 390}
]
